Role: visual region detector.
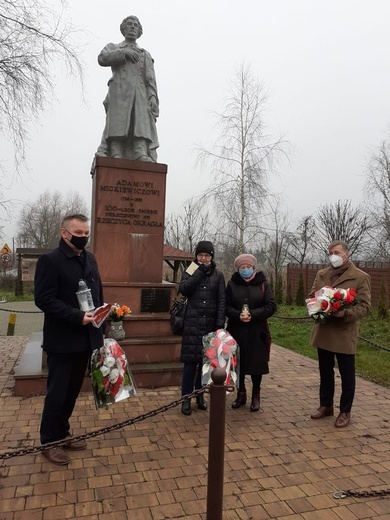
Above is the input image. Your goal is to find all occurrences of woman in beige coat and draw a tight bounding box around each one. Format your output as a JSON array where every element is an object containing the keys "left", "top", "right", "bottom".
[{"left": 308, "top": 240, "right": 371, "bottom": 428}]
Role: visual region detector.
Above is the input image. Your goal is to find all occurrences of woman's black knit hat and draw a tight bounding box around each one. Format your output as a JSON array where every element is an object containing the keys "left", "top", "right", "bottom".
[{"left": 195, "top": 240, "right": 214, "bottom": 258}]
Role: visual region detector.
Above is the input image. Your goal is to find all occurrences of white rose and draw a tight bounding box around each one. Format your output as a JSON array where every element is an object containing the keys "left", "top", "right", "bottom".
[
  {"left": 100, "top": 365, "right": 110, "bottom": 377},
  {"left": 104, "top": 356, "right": 116, "bottom": 368},
  {"left": 109, "top": 368, "right": 120, "bottom": 383},
  {"left": 305, "top": 297, "right": 322, "bottom": 316}
]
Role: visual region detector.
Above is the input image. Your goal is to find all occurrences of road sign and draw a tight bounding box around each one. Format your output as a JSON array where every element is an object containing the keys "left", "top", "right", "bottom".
[
  {"left": 1, "top": 243, "right": 12, "bottom": 254},
  {"left": 1, "top": 253, "right": 11, "bottom": 263}
]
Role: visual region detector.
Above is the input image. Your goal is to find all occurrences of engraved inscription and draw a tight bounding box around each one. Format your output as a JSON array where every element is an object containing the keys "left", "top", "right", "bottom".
[{"left": 98, "top": 177, "right": 163, "bottom": 228}]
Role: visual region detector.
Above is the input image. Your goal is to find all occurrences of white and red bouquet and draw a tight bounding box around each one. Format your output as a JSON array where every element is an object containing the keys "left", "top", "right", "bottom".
[
  {"left": 202, "top": 329, "right": 238, "bottom": 386},
  {"left": 91, "top": 338, "right": 136, "bottom": 409},
  {"left": 306, "top": 286, "right": 358, "bottom": 322}
]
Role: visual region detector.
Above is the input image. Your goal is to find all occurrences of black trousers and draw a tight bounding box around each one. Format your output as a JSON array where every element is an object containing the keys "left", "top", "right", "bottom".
[
  {"left": 317, "top": 347, "right": 355, "bottom": 413},
  {"left": 40, "top": 351, "right": 90, "bottom": 444},
  {"left": 238, "top": 373, "right": 262, "bottom": 393}
]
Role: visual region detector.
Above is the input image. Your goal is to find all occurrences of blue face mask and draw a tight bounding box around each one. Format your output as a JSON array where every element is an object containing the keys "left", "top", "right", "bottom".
[{"left": 239, "top": 268, "right": 254, "bottom": 279}]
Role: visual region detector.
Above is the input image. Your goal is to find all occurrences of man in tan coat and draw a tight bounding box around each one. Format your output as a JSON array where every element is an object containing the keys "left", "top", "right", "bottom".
[{"left": 309, "top": 240, "right": 371, "bottom": 428}]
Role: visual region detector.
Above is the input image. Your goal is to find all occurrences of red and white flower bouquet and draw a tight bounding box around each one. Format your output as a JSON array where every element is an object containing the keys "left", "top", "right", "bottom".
[
  {"left": 305, "top": 286, "right": 358, "bottom": 322},
  {"left": 91, "top": 338, "right": 136, "bottom": 409},
  {"left": 202, "top": 329, "right": 238, "bottom": 386}
]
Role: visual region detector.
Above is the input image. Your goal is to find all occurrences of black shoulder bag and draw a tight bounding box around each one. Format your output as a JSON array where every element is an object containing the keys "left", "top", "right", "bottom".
[{"left": 169, "top": 296, "right": 188, "bottom": 336}]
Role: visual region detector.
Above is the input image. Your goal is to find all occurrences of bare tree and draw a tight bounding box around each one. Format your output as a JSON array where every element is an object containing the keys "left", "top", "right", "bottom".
[
  {"left": 263, "top": 199, "right": 290, "bottom": 303},
  {"left": 314, "top": 199, "right": 373, "bottom": 258},
  {"left": 196, "top": 63, "right": 288, "bottom": 257},
  {"left": 63, "top": 190, "right": 90, "bottom": 216},
  {"left": 365, "top": 138, "right": 390, "bottom": 258},
  {"left": 286, "top": 215, "right": 316, "bottom": 265},
  {"left": 0, "top": 0, "right": 83, "bottom": 174},
  {"left": 164, "top": 197, "right": 216, "bottom": 253},
  {"left": 17, "top": 189, "right": 88, "bottom": 248}
]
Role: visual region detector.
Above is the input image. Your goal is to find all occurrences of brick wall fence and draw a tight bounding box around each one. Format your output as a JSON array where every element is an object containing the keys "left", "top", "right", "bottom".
[{"left": 287, "top": 262, "right": 390, "bottom": 307}]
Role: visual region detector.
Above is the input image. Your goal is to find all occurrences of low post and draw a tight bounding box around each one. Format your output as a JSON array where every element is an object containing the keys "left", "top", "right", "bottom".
[
  {"left": 7, "top": 313, "right": 16, "bottom": 336},
  {"left": 206, "top": 367, "right": 227, "bottom": 520},
  {"left": 15, "top": 252, "right": 23, "bottom": 297}
]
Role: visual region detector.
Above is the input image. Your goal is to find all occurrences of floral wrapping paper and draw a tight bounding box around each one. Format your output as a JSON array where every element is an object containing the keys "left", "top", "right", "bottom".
[
  {"left": 305, "top": 286, "right": 358, "bottom": 322},
  {"left": 202, "top": 329, "right": 239, "bottom": 387},
  {"left": 91, "top": 338, "right": 136, "bottom": 409}
]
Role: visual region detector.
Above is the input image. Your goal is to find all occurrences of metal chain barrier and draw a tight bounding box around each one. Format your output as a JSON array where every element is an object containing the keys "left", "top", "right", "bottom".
[
  {"left": 0, "top": 388, "right": 208, "bottom": 461},
  {"left": 271, "top": 314, "right": 390, "bottom": 352},
  {"left": 272, "top": 314, "right": 312, "bottom": 320},
  {"left": 0, "top": 307, "right": 42, "bottom": 314},
  {"left": 0, "top": 308, "right": 388, "bottom": 350},
  {"left": 357, "top": 335, "right": 390, "bottom": 352},
  {"left": 333, "top": 489, "right": 390, "bottom": 499}
]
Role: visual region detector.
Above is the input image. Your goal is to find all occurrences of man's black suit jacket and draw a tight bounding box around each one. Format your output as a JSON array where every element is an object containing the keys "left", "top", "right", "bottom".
[{"left": 34, "top": 239, "right": 104, "bottom": 354}]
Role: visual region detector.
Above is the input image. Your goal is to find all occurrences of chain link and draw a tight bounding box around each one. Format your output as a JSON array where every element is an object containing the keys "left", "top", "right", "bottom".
[
  {"left": 2, "top": 379, "right": 389, "bottom": 499},
  {"left": 0, "top": 307, "right": 42, "bottom": 314},
  {"left": 271, "top": 315, "right": 390, "bottom": 351},
  {"left": 0, "top": 388, "right": 210, "bottom": 461},
  {"left": 0, "top": 307, "right": 388, "bottom": 350},
  {"left": 272, "top": 314, "right": 312, "bottom": 321},
  {"left": 357, "top": 335, "right": 390, "bottom": 352},
  {"left": 333, "top": 488, "right": 390, "bottom": 499}
]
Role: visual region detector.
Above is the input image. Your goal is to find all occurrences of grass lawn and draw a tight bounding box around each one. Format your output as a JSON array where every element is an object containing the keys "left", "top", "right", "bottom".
[
  {"left": 269, "top": 305, "right": 390, "bottom": 389},
  {"left": 0, "top": 291, "right": 34, "bottom": 302}
]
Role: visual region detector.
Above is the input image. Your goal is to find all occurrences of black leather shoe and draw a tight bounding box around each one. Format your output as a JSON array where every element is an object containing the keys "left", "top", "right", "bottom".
[
  {"left": 181, "top": 400, "right": 191, "bottom": 416},
  {"left": 310, "top": 406, "right": 334, "bottom": 419},
  {"left": 232, "top": 390, "right": 247, "bottom": 409},
  {"left": 250, "top": 390, "right": 260, "bottom": 412},
  {"left": 196, "top": 394, "right": 207, "bottom": 410}
]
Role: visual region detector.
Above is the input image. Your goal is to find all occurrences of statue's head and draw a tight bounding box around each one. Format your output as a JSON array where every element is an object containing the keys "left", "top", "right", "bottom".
[{"left": 120, "top": 16, "right": 143, "bottom": 39}]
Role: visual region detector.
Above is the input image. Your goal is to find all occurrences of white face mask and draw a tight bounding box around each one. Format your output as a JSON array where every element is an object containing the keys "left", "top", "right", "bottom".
[{"left": 329, "top": 254, "right": 343, "bottom": 268}]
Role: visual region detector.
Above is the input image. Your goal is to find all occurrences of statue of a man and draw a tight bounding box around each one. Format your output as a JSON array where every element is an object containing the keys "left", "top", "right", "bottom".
[{"left": 96, "top": 16, "right": 159, "bottom": 162}]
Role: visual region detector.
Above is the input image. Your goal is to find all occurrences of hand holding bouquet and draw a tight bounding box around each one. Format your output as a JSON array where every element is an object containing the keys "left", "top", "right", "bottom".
[
  {"left": 306, "top": 286, "right": 358, "bottom": 322},
  {"left": 202, "top": 329, "right": 238, "bottom": 386}
]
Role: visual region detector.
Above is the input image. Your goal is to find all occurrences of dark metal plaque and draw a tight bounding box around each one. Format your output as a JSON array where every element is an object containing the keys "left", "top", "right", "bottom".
[{"left": 141, "top": 288, "right": 171, "bottom": 313}]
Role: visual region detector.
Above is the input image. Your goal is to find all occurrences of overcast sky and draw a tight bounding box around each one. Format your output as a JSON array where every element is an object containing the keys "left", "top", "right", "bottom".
[{"left": 1, "top": 0, "right": 390, "bottom": 247}]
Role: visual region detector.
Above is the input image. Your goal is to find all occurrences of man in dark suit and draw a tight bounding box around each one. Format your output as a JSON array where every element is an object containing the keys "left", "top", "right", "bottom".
[{"left": 35, "top": 214, "right": 104, "bottom": 465}]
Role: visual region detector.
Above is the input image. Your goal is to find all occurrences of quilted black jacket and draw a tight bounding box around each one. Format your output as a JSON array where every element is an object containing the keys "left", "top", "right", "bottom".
[{"left": 179, "top": 263, "right": 226, "bottom": 363}]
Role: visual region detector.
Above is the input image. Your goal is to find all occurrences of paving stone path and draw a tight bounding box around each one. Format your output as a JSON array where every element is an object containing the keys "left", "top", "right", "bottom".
[{"left": 0, "top": 318, "right": 389, "bottom": 519}]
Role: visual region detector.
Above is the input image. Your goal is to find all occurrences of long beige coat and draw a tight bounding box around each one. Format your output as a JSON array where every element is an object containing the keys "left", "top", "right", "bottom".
[{"left": 308, "top": 263, "right": 371, "bottom": 354}]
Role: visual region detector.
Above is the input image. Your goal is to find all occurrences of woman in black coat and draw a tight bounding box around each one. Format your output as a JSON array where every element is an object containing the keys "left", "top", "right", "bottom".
[
  {"left": 226, "top": 254, "right": 276, "bottom": 412},
  {"left": 179, "top": 241, "right": 226, "bottom": 415}
]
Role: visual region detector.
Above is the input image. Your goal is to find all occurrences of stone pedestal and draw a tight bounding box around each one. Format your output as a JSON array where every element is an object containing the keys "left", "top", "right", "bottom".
[
  {"left": 91, "top": 156, "right": 166, "bottom": 283},
  {"left": 90, "top": 156, "right": 182, "bottom": 388}
]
